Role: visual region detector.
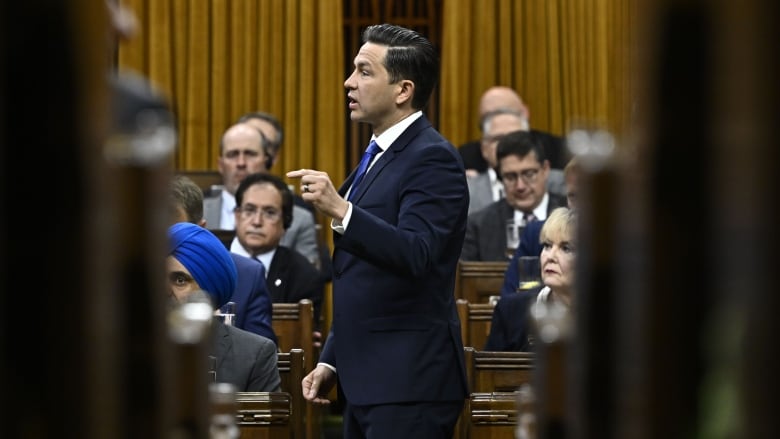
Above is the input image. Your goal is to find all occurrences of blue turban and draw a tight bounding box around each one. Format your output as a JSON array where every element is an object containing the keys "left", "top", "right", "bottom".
[{"left": 167, "top": 222, "right": 237, "bottom": 309}]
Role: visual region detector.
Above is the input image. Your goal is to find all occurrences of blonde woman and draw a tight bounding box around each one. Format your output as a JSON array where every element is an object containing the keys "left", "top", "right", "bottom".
[{"left": 485, "top": 207, "right": 577, "bottom": 351}]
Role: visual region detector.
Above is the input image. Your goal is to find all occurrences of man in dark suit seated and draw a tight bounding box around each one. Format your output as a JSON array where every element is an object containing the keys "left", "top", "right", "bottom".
[
  {"left": 461, "top": 130, "right": 568, "bottom": 262},
  {"left": 202, "top": 122, "right": 321, "bottom": 270},
  {"left": 229, "top": 172, "right": 325, "bottom": 328},
  {"left": 166, "top": 222, "right": 280, "bottom": 391},
  {"left": 236, "top": 110, "right": 333, "bottom": 283}
]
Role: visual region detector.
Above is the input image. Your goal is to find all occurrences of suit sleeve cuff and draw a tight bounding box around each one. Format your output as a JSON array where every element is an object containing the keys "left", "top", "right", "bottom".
[{"left": 331, "top": 202, "right": 353, "bottom": 234}]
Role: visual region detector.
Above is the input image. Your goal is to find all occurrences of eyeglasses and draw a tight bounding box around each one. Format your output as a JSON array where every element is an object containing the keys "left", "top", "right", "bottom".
[
  {"left": 500, "top": 168, "right": 541, "bottom": 185},
  {"left": 236, "top": 205, "right": 282, "bottom": 223}
]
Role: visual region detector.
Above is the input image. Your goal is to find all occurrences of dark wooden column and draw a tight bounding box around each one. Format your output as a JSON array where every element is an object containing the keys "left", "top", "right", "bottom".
[{"left": 1, "top": 2, "right": 180, "bottom": 437}]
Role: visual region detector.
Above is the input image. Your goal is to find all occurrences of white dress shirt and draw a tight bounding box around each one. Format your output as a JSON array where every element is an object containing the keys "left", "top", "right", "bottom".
[{"left": 332, "top": 111, "right": 423, "bottom": 235}]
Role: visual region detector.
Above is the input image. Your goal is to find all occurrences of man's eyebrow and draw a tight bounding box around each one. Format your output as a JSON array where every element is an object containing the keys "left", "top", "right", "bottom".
[{"left": 169, "top": 270, "right": 194, "bottom": 280}]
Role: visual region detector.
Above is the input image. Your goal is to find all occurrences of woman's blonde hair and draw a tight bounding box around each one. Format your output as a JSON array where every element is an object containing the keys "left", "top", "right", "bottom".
[{"left": 539, "top": 207, "right": 577, "bottom": 244}]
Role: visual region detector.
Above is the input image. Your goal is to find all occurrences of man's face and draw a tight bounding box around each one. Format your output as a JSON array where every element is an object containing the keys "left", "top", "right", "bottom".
[
  {"left": 481, "top": 115, "right": 527, "bottom": 168},
  {"left": 217, "top": 124, "right": 267, "bottom": 194},
  {"left": 344, "top": 42, "right": 402, "bottom": 134},
  {"left": 166, "top": 256, "right": 200, "bottom": 303},
  {"left": 498, "top": 153, "right": 550, "bottom": 213},
  {"left": 234, "top": 183, "right": 285, "bottom": 256}
]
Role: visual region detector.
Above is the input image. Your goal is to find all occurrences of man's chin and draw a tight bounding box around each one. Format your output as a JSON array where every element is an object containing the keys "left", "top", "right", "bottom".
[{"left": 246, "top": 240, "right": 270, "bottom": 253}]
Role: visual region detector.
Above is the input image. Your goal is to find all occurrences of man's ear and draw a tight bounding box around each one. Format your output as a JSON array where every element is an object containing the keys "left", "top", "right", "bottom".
[
  {"left": 198, "top": 219, "right": 207, "bottom": 228},
  {"left": 395, "top": 79, "right": 415, "bottom": 106}
]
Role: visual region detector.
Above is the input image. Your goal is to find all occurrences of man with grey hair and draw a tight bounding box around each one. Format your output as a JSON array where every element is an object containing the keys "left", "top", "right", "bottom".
[
  {"left": 202, "top": 122, "right": 321, "bottom": 269},
  {"left": 460, "top": 86, "right": 569, "bottom": 208}
]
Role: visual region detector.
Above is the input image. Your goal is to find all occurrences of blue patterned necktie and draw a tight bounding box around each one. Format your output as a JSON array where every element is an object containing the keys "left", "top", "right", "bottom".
[{"left": 348, "top": 140, "right": 382, "bottom": 201}]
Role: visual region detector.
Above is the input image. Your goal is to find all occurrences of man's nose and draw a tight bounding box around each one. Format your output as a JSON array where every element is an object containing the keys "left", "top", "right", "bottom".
[
  {"left": 344, "top": 71, "right": 356, "bottom": 88},
  {"left": 512, "top": 178, "right": 529, "bottom": 190}
]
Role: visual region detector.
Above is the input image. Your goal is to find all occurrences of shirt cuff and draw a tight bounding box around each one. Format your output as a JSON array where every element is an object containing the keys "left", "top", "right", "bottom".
[
  {"left": 317, "top": 362, "right": 337, "bottom": 374},
  {"left": 330, "top": 201, "right": 353, "bottom": 234}
]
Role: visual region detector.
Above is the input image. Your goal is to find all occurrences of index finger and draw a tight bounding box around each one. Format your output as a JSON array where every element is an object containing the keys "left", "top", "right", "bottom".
[{"left": 286, "top": 169, "right": 312, "bottom": 179}]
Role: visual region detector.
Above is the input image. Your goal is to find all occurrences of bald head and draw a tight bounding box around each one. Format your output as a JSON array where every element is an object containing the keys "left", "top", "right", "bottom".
[
  {"left": 478, "top": 86, "right": 528, "bottom": 119},
  {"left": 218, "top": 123, "right": 269, "bottom": 194},
  {"left": 221, "top": 123, "right": 265, "bottom": 153}
]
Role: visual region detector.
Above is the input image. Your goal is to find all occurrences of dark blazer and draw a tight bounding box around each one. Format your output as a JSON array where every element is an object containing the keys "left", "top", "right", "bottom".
[
  {"left": 230, "top": 253, "right": 277, "bottom": 344},
  {"left": 460, "top": 195, "right": 566, "bottom": 262},
  {"left": 500, "top": 220, "right": 545, "bottom": 298},
  {"left": 320, "top": 115, "right": 469, "bottom": 406},
  {"left": 266, "top": 246, "right": 325, "bottom": 327},
  {"left": 211, "top": 320, "right": 281, "bottom": 392},
  {"left": 484, "top": 289, "right": 540, "bottom": 352}
]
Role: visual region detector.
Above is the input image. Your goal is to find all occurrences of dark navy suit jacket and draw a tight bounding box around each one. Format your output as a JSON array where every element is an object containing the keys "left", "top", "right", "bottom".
[
  {"left": 484, "top": 289, "right": 540, "bottom": 352},
  {"left": 230, "top": 253, "right": 277, "bottom": 344},
  {"left": 319, "top": 115, "right": 469, "bottom": 406}
]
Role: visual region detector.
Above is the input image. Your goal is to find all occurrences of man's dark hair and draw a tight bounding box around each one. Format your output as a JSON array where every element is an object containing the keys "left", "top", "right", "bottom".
[
  {"left": 362, "top": 23, "right": 439, "bottom": 111},
  {"left": 496, "top": 130, "right": 548, "bottom": 166},
  {"left": 234, "top": 172, "right": 294, "bottom": 230}
]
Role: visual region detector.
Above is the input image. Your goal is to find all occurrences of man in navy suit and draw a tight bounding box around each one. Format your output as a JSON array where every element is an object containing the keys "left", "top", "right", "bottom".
[
  {"left": 169, "top": 175, "right": 277, "bottom": 344},
  {"left": 289, "top": 23, "right": 468, "bottom": 439}
]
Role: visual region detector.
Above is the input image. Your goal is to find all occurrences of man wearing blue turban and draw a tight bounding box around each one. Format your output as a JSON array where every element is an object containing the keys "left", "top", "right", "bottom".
[{"left": 167, "top": 222, "right": 280, "bottom": 392}]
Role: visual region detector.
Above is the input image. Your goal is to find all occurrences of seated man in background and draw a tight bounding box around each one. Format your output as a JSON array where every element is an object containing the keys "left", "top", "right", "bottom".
[
  {"left": 500, "top": 157, "right": 580, "bottom": 298},
  {"left": 202, "top": 122, "right": 320, "bottom": 269},
  {"left": 484, "top": 207, "right": 577, "bottom": 351},
  {"left": 230, "top": 172, "right": 325, "bottom": 329},
  {"left": 169, "top": 175, "right": 276, "bottom": 344},
  {"left": 467, "top": 109, "right": 529, "bottom": 215},
  {"left": 460, "top": 86, "right": 570, "bottom": 190},
  {"left": 237, "top": 110, "right": 333, "bottom": 282},
  {"left": 167, "top": 222, "right": 280, "bottom": 391},
  {"left": 461, "top": 130, "right": 568, "bottom": 261}
]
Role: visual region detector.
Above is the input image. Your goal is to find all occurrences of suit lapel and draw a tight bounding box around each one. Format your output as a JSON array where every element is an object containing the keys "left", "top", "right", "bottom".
[
  {"left": 212, "top": 319, "right": 231, "bottom": 370},
  {"left": 266, "top": 250, "right": 286, "bottom": 302},
  {"left": 344, "top": 116, "right": 431, "bottom": 204}
]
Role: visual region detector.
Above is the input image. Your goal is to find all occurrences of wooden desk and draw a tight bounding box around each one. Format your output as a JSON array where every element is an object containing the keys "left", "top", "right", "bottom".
[{"left": 455, "top": 261, "right": 509, "bottom": 304}]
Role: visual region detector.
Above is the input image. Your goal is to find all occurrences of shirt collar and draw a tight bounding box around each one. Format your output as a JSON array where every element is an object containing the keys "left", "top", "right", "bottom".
[
  {"left": 229, "top": 237, "right": 275, "bottom": 271},
  {"left": 220, "top": 190, "right": 236, "bottom": 230},
  {"left": 371, "top": 111, "right": 423, "bottom": 151}
]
